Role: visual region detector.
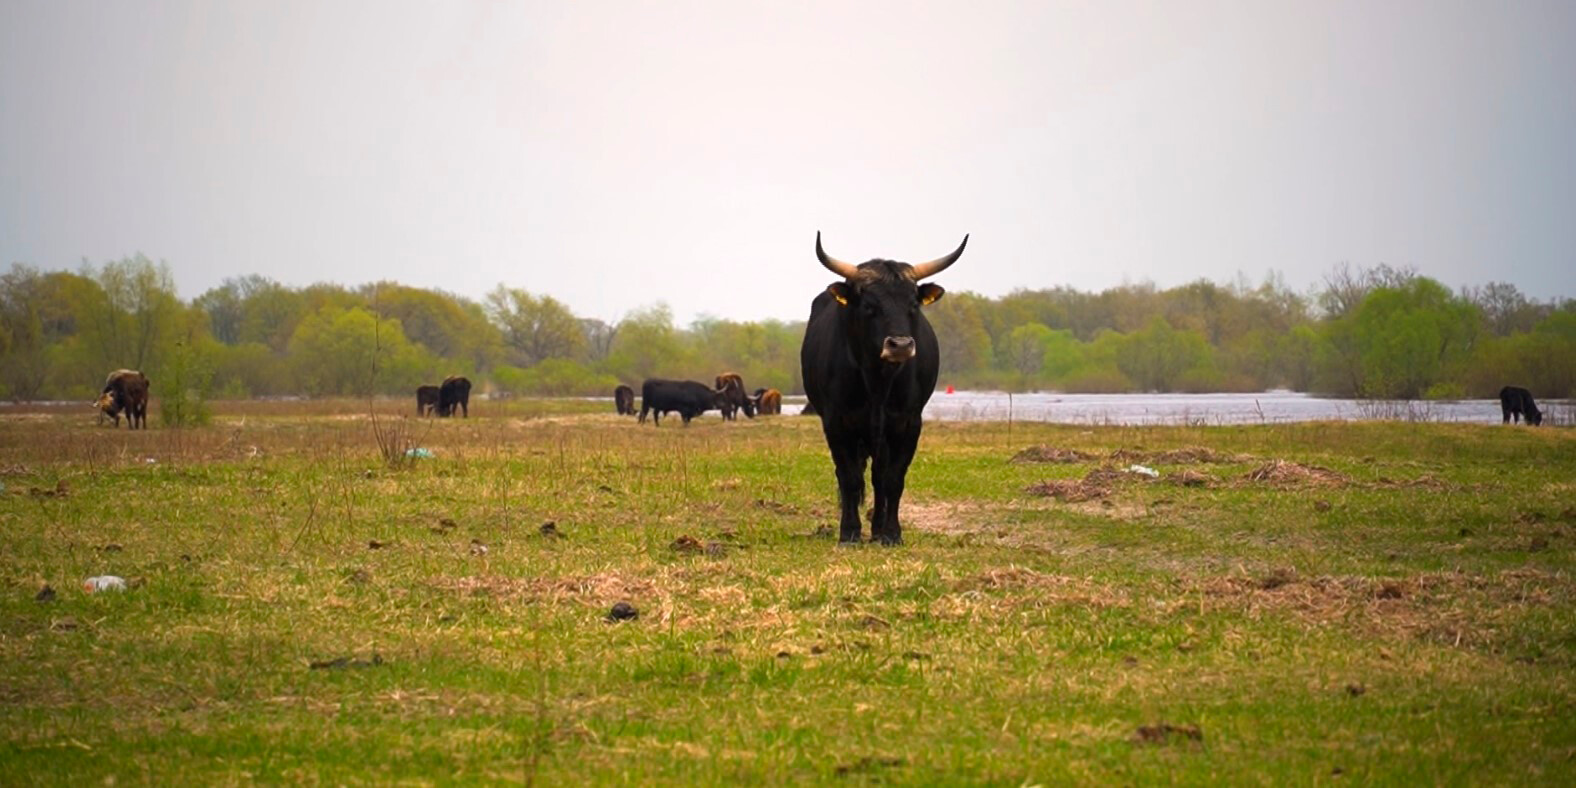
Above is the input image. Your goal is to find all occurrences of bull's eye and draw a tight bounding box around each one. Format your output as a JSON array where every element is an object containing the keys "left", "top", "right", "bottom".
[{"left": 862, "top": 302, "right": 878, "bottom": 317}]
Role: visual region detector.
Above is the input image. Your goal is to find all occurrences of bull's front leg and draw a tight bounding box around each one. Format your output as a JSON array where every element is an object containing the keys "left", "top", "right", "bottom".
[
  {"left": 869, "top": 451, "right": 893, "bottom": 544},
  {"left": 828, "top": 440, "right": 868, "bottom": 543},
  {"left": 873, "top": 423, "right": 922, "bottom": 545}
]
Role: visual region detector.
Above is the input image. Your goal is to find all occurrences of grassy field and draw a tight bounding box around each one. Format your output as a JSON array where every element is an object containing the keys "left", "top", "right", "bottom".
[{"left": 2, "top": 399, "right": 1574, "bottom": 785}]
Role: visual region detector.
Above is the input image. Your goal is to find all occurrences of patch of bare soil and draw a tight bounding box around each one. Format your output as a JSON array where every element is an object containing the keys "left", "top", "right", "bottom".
[
  {"left": 1066, "top": 499, "right": 1150, "bottom": 520},
  {"left": 1110, "top": 446, "right": 1254, "bottom": 464},
  {"left": 1240, "top": 459, "right": 1349, "bottom": 487},
  {"left": 900, "top": 501, "right": 977, "bottom": 535},
  {"left": 1010, "top": 446, "right": 1095, "bottom": 464}
]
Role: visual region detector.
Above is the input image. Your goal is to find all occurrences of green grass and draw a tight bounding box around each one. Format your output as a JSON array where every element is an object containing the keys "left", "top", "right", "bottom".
[{"left": 2, "top": 401, "right": 1574, "bottom": 784}]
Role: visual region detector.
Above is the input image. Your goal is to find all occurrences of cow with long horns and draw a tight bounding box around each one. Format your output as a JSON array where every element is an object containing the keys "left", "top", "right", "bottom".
[
  {"left": 714, "top": 372, "right": 754, "bottom": 420},
  {"left": 800, "top": 232, "right": 966, "bottom": 544}
]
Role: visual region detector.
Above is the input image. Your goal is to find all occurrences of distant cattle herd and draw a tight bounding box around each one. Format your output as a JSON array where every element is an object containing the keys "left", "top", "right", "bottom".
[
  {"left": 84, "top": 235, "right": 1555, "bottom": 453},
  {"left": 74, "top": 232, "right": 1565, "bottom": 551},
  {"left": 627, "top": 375, "right": 789, "bottom": 425}
]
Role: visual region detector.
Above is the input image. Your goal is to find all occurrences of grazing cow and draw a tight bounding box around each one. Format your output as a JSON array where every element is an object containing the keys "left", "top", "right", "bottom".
[
  {"left": 800, "top": 232, "right": 966, "bottom": 544},
  {"left": 752, "top": 388, "right": 783, "bottom": 415},
  {"left": 614, "top": 384, "right": 637, "bottom": 416},
  {"left": 438, "top": 376, "right": 471, "bottom": 418},
  {"left": 713, "top": 372, "right": 755, "bottom": 420},
  {"left": 1500, "top": 386, "right": 1543, "bottom": 426},
  {"left": 638, "top": 379, "right": 730, "bottom": 426},
  {"left": 98, "top": 369, "right": 151, "bottom": 429},
  {"left": 416, "top": 385, "right": 441, "bottom": 416}
]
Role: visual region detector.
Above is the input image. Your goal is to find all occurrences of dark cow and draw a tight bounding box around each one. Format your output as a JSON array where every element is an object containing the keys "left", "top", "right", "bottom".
[
  {"left": 638, "top": 379, "right": 730, "bottom": 426},
  {"left": 714, "top": 372, "right": 755, "bottom": 420},
  {"left": 416, "top": 385, "right": 441, "bottom": 416},
  {"left": 800, "top": 232, "right": 966, "bottom": 544},
  {"left": 1500, "top": 386, "right": 1543, "bottom": 426},
  {"left": 438, "top": 375, "right": 472, "bottom": 418},
  {"left": 752, "top": 387, "right": 783, "bottom": 415},
  {"left": 800, "top": 401, "right": 817, "bottom": 416},
  {"left": 614, "top": 384, "right": 637, "bottom": 416},
  {"left": 98, "top": 369, "right": 151, "bottom": 430}
]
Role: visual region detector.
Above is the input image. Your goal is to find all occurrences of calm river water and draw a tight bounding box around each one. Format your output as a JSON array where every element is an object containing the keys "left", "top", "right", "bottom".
[{"left": 904, "top": 390, "right": 1557, "bottom": 426}]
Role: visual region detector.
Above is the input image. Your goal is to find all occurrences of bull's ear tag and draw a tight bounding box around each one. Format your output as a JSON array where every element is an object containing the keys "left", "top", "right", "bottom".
[
  {"left": 827, "top": 283, "right": 853, "bottom": 306},
  {"left": 918, "top": 283, "right": 945, "bottom": 306}
]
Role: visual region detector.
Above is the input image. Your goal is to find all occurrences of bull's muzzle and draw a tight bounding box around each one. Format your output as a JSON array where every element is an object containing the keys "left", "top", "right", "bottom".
[{"left": 881, "top": 336, "right": 916, "bottom": 363}]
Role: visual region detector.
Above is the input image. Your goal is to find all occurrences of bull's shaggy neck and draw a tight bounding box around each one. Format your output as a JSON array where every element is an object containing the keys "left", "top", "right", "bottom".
[{"left": 850, "top": 260, "right": 917, "bottom": 286}]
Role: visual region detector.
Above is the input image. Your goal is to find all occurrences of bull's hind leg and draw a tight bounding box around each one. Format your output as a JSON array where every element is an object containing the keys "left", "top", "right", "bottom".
[{"left": 828, "top": 440, "right": 869, "bottom": 543}]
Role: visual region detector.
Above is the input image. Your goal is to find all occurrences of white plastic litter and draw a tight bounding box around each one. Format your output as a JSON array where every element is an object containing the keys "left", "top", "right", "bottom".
[
  {"left": 83, "top": 575, "right": 128, "bottom": 592},
  {"left": 1127, "top": 464, "right": 1160, "bottom": 478}
]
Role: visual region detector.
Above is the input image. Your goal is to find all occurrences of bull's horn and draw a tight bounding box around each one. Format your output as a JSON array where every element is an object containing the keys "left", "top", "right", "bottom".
[
  {"left": 910, "top": 234, "right": 969, "bottom": 280},
  {"left": 815, "top": 232, "right": 860, "bottom": 279}
]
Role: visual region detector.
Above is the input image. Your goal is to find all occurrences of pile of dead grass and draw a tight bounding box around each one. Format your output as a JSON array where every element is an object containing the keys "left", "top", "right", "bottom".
[
  {"left": 1109, "top": 446, "right": 1255, "bottom": 465},
  {"left": 1166, "top": 469, "right": 1214, "bottom": 487},
  {"left": 432, "top": 573, "right": 659, "bottom": 604},
  {"left": 1025, "top": 466, "right": 1159, "bottom": 501},
  {"left": 1182, "top": 568, "right": 1576, "bottom": 655},
  {"left": 1240, "top": 459, "right": 1349, "bottom": 487},
  {"left": 1010, "top": 446, "right": 1096, "bottom": 464}
]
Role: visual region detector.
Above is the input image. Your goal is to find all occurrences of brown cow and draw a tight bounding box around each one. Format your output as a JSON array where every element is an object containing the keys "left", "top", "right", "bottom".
[
  {"left": 416, "top": 385, "right": 441, "bottom": 416},
  {"left": 98, "top": 369, "right": 150, "bottom": 429},
  {"left": 751, "top": 387, "right": 782, "bottom": 415}
]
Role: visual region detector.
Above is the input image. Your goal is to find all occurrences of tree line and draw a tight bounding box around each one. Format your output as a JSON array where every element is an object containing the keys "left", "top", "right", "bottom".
[{"left": 1, "top": 256, "right": 1571, "bottom": 404}]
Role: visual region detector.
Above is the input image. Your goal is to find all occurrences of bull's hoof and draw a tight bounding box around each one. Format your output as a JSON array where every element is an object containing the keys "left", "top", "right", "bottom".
[{"left": 874, "top": 536, "right": 904, "bottom": 547}]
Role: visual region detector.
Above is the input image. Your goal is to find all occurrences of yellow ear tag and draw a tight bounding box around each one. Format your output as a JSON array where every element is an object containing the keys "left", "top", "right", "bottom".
[{"left": 828, "top": 286, "right": 848, "bottom": 305}]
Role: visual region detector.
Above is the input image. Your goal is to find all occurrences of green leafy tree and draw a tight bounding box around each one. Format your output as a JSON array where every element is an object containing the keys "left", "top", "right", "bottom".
[
  {"left": 363, "top": 283, "right": 500, "bottom": 371},
  {"left": 237, "top": 279, "right": 308, "bottom": 351},
  {"left": 1314, "top": 278, "right": 1480, "bottom": 398},
  {"left": 72, "top": 254, "right": 182, "bottom": 374},
  {"left": 486, "top": 286, "right": 587, "bottom": 366},
  {"left": 999, "top": 322, "right": 1054, "bottom": 380},
  {"left": 287, "top": 306, "right": 434, "bottom": 396},
  {"left": 0, "top": 265, "right": 54, "bottom": 399},
  {"left": 926, "top": 292, "right": 994, "bottom": 378},
  {"left": 1276, "top": 324, "right": 1320, "bottom": 391},
  {"left": 1117, "top": 318, "right": 1215, "bottom": 392},
  {"left": 606, "top": 304, "right": 690, "bottom": 382}
]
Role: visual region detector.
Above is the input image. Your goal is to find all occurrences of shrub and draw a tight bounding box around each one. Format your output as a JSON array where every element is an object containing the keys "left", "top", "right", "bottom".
[{"left": 159, "top": 340, "right": 213, "bottom": 427}]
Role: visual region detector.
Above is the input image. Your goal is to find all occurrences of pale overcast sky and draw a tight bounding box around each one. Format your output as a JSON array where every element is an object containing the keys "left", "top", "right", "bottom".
[{"left": 2, "top": 1, "right": 1572, "bottom": 323}]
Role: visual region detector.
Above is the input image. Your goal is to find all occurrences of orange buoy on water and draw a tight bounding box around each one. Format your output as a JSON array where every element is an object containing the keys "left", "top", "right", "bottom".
[{"left": 945, "top": 385, "right": 955, "bottom": 394}]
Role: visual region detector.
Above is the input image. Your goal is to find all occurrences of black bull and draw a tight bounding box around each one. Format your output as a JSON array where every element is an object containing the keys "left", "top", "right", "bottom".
[{"left": 800, "top": 232, "right": 966, "bottom": 545}]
